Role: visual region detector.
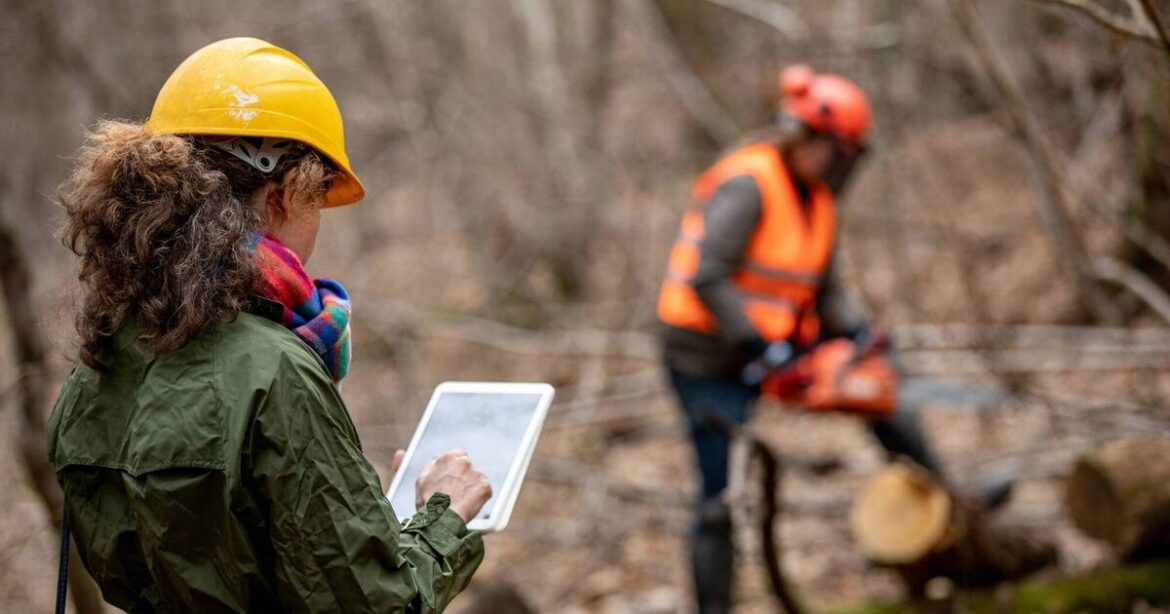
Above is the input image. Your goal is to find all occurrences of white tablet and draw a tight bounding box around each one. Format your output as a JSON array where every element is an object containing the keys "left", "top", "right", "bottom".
[{"left": 386, "top": 382, "right": 555, "bottom": 532}]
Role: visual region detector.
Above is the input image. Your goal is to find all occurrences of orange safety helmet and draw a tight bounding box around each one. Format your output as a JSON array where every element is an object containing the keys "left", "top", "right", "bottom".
[{"left": 779, "top": 65, "right": 871, "bottom": 145}]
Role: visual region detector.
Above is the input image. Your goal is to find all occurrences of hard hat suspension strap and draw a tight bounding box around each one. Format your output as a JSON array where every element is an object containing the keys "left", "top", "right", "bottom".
[{"left": 212, "top": 137, "right": 296, "bottom": 175}]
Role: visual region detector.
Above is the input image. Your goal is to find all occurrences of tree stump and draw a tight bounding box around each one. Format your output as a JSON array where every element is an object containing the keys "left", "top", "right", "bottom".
[
  {"left": 851, "top": 463, "right": 1056, "bottom": 595},
  {"left": 1065, "top": 438, "right": 1170, "bottom": 560}
]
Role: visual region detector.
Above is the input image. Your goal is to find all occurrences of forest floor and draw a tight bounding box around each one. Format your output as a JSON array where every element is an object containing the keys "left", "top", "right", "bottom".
[
  {"left": 346, "top": 347, "right": 1155, "bottom": 613},
  {"left": 1, "top": 311, "right": 1166, "bottom": 612}
]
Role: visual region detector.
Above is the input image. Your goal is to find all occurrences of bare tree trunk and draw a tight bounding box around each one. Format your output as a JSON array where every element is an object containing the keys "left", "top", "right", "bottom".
[
  {"left": 951, "top": 0, "right": 1123, "bottom": 325},
  {"left": 512, "top": 0, "right": 604, "bottom": 300},
  {"left": 628, "top": 0, "right": 742, "bottom": 146},
  {"left": 0, "top": 215, "right": 105, "bottom": 614}
]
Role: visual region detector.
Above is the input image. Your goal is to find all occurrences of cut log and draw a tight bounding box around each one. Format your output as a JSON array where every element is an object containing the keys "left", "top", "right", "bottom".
[
  {"left": 851, "top": 463, "right": 1056, "bottom": 595},
  {"left": 1065, "top": 438, "right": 1170, "bottom": 559}
]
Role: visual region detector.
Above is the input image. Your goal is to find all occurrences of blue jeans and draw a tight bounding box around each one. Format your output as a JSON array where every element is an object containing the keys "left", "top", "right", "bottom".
[
  {"left": 668, "top": 369, "right": 758, "bottom": 614},
  {"left": 668, "top": 367, "right": 944, "bottom": 613},
  {"left": 668, "top": 369, "right": 761, "bottom": 500}
]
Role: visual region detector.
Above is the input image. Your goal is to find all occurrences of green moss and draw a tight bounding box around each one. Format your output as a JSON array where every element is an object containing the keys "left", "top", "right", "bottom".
[
  {"left": 1008, "top": 562, "right": 1170, "bottom": 613},
  {"left": 831, "top": 561, "right": 1170, "bottom": 614},
  {"left": 831, "top": 602, "right": 910, "bottom": 614}
]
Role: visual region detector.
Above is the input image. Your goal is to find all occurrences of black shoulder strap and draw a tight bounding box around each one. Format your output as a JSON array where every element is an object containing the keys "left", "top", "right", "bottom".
[
  {"left": 55, "top": 507, "right": 70, "bottom": 614},
  {"left": 243, "top": 294, "right": 285, "bottom": 323}
]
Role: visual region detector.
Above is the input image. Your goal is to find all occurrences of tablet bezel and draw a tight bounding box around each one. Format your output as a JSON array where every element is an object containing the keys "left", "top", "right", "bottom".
[{"left": 385, "top": 381, "right": 555, "bottom": 532}]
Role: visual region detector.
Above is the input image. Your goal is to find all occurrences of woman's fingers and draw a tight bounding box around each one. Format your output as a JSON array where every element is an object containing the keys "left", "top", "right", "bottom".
[
  {"left": 391, "top": 449, "right": 406, "bottom": 475},
  {"left": 413, "top": 450, "right": 495, "bottom": 523}
]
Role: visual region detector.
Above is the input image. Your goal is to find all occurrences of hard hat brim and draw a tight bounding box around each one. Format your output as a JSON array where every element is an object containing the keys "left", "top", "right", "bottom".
[
  {"left": 148, "top": 112, "right": 366, "bottom": 208},
  {"left": 324, "top": 169, "right": 365, "bottom": 208}
]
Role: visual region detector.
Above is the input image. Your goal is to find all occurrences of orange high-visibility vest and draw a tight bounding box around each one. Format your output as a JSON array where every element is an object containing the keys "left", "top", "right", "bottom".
[{"left": 657, "top": 142, "right": 837, "bottom": 343}]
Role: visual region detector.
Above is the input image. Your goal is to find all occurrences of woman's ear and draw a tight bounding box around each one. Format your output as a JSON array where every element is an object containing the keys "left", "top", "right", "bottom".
[
  {"left": 278, "top": 168, "right": 302, "bottom": 219},
  {"left": 264, "top": 184, "right": 289, "bottom": 223}
]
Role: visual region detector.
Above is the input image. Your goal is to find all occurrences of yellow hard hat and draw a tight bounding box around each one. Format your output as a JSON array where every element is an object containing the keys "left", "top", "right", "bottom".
[{"left": 146, "top": 37, "right": 365, "bottom": 207}]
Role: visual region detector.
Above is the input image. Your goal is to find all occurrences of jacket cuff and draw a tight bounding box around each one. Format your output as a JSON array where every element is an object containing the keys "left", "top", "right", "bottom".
[
  {"left": 401, "top": 493, "right": 453, "bottom": 531},
  {"left": 402, "top": 494, "right": 484, "bottom": 565}
]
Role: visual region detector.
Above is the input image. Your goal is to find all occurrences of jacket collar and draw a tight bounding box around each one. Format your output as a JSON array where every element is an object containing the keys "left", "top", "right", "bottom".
[{"left": 243, "top": 295, "right": 284, "bottom": 323}]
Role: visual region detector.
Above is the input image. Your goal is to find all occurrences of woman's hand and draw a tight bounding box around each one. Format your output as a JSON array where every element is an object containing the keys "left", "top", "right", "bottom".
[{"left": 415, "top": 449, "right": 493, "bottom": 524}]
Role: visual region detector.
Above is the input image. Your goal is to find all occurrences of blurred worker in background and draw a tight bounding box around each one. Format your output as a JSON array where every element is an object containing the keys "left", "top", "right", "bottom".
[
  {"left": 47, "top": 38, "right": 490, "bottom": 612},
  {"left": 657, "top": 66, "right": 943, "bottom": 613}
]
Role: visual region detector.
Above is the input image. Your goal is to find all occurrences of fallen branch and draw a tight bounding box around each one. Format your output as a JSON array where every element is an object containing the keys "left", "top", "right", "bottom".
[
  {"left": 361, "top": 303, "right": 659, "bottom": 360},
  {"left": 891, "top": 323, "right": 1170, "bottom": 350},
  {"left": 899, "top": 346, "right": 1170, "bottom": 375},
  {"left": 369, "top": 303, "right": 1170, "bottom": 361}
]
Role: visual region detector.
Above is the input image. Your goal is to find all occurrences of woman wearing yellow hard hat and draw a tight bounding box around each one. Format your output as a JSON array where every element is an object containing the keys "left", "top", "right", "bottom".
[{"left": 47, "top": 38, "right": 490, "bottom": 612}]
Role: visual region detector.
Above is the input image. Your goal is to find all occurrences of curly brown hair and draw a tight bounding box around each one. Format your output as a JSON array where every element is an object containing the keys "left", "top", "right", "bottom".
[{"left": 58, "top": 120, "right": 334, "bottom": 369}]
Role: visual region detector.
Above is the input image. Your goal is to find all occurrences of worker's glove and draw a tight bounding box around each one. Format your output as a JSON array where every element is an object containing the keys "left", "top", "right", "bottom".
[
  {"left": 843, "top": 324, "right": 892, "bottom": 361},
  {"left": 741, "top": 340, "right": 797, "bottom": 386}
]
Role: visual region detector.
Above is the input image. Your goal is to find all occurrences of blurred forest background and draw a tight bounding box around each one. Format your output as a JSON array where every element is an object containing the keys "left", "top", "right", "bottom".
[{"left": 2, "top": 0, "right": 1170, "bottom": 612}]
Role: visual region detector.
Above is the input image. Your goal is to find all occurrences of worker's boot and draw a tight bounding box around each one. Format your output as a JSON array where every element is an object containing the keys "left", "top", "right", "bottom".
[
  {"left": 868, "top": 402, "right": 945, "bottom": 477},
  {"left": 870, "top": 404, "right": 1015, "bottom": 510},
  {"left": 969, "top": 474, "right": 1015, "bottom": 511},
  {"left": 692, "top": 498, "right": 733, "bottom": 614}
]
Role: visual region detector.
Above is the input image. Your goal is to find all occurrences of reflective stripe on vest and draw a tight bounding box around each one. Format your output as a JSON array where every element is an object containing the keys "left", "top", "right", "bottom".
[{"left": 657, "top": 142, "right": 837, "bottom": 343}]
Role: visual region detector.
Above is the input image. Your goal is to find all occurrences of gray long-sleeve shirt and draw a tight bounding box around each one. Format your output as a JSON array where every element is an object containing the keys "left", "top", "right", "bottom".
[{"left": 660, "top": 175, "right": 868, "bottom": 377}]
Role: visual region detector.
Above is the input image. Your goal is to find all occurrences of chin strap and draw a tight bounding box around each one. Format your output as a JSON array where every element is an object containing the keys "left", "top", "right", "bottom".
[{"left": 210, "top": 136, "right": 295, "bottom": 174}]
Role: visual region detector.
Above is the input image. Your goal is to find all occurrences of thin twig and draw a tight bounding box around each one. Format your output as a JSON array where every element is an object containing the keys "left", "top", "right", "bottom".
[
  {"left": 627, "top": 0, "right": 742, "bottom": 144},
  {"left": 1092, "top": 257, "right": 1170, "bottom": 325},
  {"left": 1137, "top": 0, "right": 1170, "bottom": 54},
  {"left": 701, "top": 0, "right": 808, "bottom": 41},
  {"left": 1031, "top": 0, "right": 1159, "bottom": 45}
]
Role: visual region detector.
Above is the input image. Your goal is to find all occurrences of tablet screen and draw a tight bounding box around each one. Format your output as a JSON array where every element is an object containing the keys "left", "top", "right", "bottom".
[{"left": 389, "top": 391, "right": 545, "bottom": 522}]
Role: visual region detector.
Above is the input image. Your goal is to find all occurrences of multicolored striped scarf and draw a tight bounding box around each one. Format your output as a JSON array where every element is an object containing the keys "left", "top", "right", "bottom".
[{"left": 250, "top": 234, "right": 351, "bottom": 382}]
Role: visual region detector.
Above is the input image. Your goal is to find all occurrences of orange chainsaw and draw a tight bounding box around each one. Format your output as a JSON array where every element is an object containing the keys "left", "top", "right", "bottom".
[
  {"left": 758, "top": 336, "right": 899, "bottom": 417},
  {"left": 745, "top": 333, "right": 1007, "bottom": 418}
]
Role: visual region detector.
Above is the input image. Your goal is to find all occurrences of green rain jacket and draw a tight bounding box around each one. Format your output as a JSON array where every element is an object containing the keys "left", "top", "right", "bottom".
[{"left": 46, "top": 299, "right": 484, "bottom": 613}]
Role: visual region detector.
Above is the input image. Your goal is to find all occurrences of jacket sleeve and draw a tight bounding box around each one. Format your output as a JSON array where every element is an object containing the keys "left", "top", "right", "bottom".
[
  {"left": 691, "top": 175, "right": 769, "bottom": 353},
  {"left": 246, "top": 354, "right": 484, "bottom": 613},
  {"left": 816, "top": 254, "right": 870, "bottom": 339}
]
